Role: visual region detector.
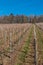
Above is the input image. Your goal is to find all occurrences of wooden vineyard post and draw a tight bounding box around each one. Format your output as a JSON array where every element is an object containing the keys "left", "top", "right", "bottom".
[
  {"left": 9, "top": 31, "right": 13, "bottom": 53},
  {"left": 9, "top": 29, "right": 15, "bottom": 65},
  {"left": 4, "top": 31, "right": 7, "bottom": 48},
  {"left": 34, "top": 24, "right": 38, "bottom": 65}
]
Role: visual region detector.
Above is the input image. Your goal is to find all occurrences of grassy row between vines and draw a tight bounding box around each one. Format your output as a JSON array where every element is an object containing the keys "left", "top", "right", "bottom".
[
  {"left": 36, "top": 26, "right": 43, "bottom": 60},
  {"left": 16, "top": 25, "right": 33, "bottom": 65}
]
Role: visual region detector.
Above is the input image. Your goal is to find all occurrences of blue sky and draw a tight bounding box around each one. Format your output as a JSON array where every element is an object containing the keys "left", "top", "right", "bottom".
[{"left": 0, "top": 0, "right": 43, "bottom": 16}]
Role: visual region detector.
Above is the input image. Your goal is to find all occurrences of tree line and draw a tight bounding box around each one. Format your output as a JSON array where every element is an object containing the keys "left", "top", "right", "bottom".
[{"left": 0, "top": 13, "right": 43, "bottom": 23}]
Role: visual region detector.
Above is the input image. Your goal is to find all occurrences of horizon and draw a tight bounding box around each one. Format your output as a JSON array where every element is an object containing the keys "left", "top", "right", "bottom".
[{"left": 0, "top": 0, "right": 43, "bottom": 16}]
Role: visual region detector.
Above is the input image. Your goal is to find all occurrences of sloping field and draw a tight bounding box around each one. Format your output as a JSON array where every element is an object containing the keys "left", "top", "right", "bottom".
[{"left": 0, "top": 23, "right": 43, "bottom": 65}]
